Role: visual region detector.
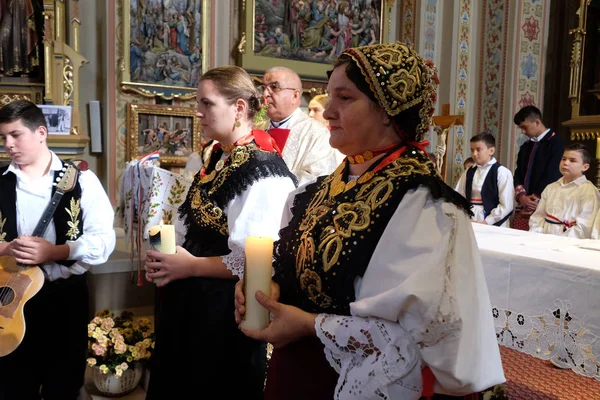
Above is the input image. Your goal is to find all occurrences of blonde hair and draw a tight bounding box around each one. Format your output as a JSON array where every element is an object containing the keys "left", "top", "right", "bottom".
[
  {"left": 200, "top": 66, "right": 262, "bottom": 119},
  {"left": 310, "top": 94, "right": 329, "bottom": 108}
]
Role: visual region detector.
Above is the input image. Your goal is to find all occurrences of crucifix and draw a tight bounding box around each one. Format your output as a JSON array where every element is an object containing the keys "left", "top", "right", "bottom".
[{"left": 432, "top": 104, "right": 465, "bottom": 180}]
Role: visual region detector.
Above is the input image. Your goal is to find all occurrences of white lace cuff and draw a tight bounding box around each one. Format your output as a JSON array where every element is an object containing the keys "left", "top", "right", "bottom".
[
  {"left": 222, "top": 245, "right": 245, "bottom": 279},
  {"left": 315, "top": 313, "right": 423, "bottom": 400}
]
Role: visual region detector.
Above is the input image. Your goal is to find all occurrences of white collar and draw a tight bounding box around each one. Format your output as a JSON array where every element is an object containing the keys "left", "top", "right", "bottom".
[
  {"left": 475, "top": 157, "right": 497, "bottom": 169},
  {"left": 559, "top": 174, "right": 588, "bottom": 187},
  {"left": 4, "top": 150, "right": 62, "bottom": 176},
  {"left": 269, "top": 110, "right": 296, "bottom": 129},
  {"left": 530, "top": 129, "right": 550, "bottom": 142}
]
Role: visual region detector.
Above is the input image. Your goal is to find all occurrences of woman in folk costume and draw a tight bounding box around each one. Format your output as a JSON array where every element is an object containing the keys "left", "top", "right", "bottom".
[
  {"left": 235, "top": 42, "right": 505, "bottom": 399},
  {"left": 145, "top": 66, "right": 297, "bottom": 399}
]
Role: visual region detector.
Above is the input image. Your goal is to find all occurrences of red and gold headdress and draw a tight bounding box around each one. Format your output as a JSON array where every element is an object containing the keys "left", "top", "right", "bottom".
[{"left": 341, "top": 42, "right": 439, "bottom": 139}]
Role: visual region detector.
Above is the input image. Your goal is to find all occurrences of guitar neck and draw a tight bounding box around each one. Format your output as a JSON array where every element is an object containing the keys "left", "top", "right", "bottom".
[{"left": 31, "top": 189, "right": 65, "bottom": 238}]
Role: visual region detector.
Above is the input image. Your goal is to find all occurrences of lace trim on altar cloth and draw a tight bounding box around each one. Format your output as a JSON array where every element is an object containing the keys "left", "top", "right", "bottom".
[
  {"left": 316, "top": 314, "right": 423, "bottom": 400},
  {"left": 493, "top": 299, "right": 600, "bottom": 380},
  {"left": 222, "top": 245, "right": 245, "bottom": 279}
]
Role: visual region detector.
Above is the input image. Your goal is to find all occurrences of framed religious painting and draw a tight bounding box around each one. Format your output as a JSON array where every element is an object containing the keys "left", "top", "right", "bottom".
[
  {"left": 127, "top": 103, "right": 202, "bottom": 167},
  {"left": 238, "top": 0, "right": 392, "bottom": 80},
  {"left": 121, "top": 0, "right": 211, "bottom": 100}
]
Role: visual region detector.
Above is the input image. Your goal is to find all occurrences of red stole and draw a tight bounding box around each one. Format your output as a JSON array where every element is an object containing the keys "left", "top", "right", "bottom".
[{"left": 268, "top": 128, "right": 291, "bottom": 152}]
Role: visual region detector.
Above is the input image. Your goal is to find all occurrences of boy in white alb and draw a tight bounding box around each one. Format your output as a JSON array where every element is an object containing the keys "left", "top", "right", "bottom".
[
  {"left": 456, "top": 132, "right": 514, "bottom": 227},
  {"left": 530, "top": 143, "right": 600, "bottom": 238}
]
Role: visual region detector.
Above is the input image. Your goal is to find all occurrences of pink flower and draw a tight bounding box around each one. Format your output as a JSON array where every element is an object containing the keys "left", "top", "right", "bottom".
[
  {"left": 114, "top": 340, "right": 127, "bottom": 354},
  {"left": 92, "top": 343, "right": 106, "bottom": 357},
  {"left": 101, "top": 318, "right": 115, "bottom": 332}
]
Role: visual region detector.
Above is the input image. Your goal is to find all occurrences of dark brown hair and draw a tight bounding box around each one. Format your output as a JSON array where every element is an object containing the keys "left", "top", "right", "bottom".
[
  {"left": 0, "top": 100, "right": 47, "bottom": 132},
  {"left": 470, "top": 132, "right": 495, "bottom": 148},
  {"left": 565, "top": 142, "right": 591, "bottom": 165}
]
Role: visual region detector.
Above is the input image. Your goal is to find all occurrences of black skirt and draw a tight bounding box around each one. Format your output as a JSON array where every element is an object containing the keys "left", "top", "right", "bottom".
[{"left": 147, "top": 276, "right": 265, "bottom": 400}]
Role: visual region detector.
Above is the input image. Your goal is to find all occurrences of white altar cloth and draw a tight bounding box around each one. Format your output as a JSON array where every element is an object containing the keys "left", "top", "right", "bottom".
[{"left": 472, "top": 223, "right": 600, "bottom": 380}]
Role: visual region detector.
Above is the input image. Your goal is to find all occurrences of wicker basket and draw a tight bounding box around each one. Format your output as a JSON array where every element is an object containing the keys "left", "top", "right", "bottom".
[{"left": 91, "top": 363, "right": 143, "bottom": 397}]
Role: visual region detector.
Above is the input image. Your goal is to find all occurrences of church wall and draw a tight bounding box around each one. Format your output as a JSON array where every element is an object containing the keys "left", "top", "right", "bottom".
[
  {"left": 73, "top": 0, "right": 555, "bottom": 196},
  {"left": 503, "top": 0, "right": 551, "bottom": 171},
  {"left": 77, "top": 0, "right": 108, "bottom": 186},
  {"left": 477, "top": 0, "right": 510, "bottom": 162},
  {"left": 407, "top": 0, "right": 552, "bottom": 184}
]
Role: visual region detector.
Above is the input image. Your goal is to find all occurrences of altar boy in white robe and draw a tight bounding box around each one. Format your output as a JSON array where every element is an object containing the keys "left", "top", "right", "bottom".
[
  {"left": 456, "top": 132, "right": 514, "bottom": 227},
  {"left": 530, "top": 143, "right": 600, "bottom": 239},
  {"left": 261, "top": 66, "right": 343, "bottom": 184}
]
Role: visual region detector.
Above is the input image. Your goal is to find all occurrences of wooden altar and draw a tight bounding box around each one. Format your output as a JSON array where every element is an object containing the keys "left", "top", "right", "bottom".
[
  {"left": 561, "top": 0, "right": 600, "bottom": 187},
  {"left": 0, "top": 0, "right": 89, "bottom": 160}
]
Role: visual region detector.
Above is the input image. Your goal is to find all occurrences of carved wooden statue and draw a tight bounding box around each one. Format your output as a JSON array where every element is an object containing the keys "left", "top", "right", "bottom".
[{"left": 0, "top": 0, "right": 42, "bottom": 77}]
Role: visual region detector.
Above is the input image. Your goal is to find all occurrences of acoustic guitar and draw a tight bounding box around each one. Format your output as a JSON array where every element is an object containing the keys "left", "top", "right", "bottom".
[{"left": 0, "top": 164, "right": 79, "bottom": 357}]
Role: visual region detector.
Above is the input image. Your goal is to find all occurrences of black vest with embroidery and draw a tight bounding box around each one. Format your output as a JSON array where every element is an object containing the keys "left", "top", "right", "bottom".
[
  {"left": 178, "top": 141, "right": 297, "bottom": 258},
  {"left": 0, "top": 161, "right": 84, "bottom": 267},
  {"left": 273, "top": 145, "right": 471, "bottom": 316},
  {"left": 465, "top": 163, "right": 512, "bottom": 226}
]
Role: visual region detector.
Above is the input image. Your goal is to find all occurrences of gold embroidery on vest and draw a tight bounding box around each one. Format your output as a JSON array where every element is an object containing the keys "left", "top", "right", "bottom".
[
  {"left": 66, "top": 198, "right": 81, "bottom": 240},
  {"left": 293, "top": 153, "right": 434, "bottom": 308},
  {"left": 188, "top": 186, "right": 228, "bottom": 236}
]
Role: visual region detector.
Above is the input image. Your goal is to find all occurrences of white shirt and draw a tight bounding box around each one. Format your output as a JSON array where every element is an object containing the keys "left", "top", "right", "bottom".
[
  {"left": 529, "top": 175, "right": 600, "bottom": 239},
  {"left": 531, "top": 128, "right": 550, "bottom": 142},
  {"left": 5, "top": 151, "right": 116, "bottom": 281},
  {"left": 455, "top": 158, "right": 514, "bottom": 227}
]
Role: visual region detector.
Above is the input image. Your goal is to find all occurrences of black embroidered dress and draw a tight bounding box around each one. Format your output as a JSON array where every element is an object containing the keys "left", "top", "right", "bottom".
[{"left": 147, "top": 135, "right": 296, "bottom": 400}]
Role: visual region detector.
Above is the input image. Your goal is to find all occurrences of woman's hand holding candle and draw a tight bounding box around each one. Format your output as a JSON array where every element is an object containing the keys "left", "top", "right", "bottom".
[
  {"left": 234, "top": 278, "right": 280, "bottom": 323},
  {"left": 145, "top": 246, "right": 196, "bottom": 287},
  {"left": 234, "top": 280, "right": 317, "bottom": 349},
  {"left": 147, "top": 222, "right": 177, "bottom": 284}
]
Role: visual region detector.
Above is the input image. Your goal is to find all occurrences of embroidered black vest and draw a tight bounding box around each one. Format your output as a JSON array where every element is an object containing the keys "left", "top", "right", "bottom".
[
  {"left": 273, "top": 145, "right": 470, "bottom": 316},
  {"left": 0, "top": 161, "right": 84, "bottom": 267},
  {"left": 178, "top": 141, "right": 297, "bottom": 258},
  {"left": 465, "top": 163, "right": 512, "bottom": 226}
]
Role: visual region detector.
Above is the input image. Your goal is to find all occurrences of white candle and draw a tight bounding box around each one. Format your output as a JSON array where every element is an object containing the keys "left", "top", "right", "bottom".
[
  {"left": 241, "top": 236, "right": 273, "bottom": 331},
  {"left": 148, "top": 223, "right": 176, "bottom": 284}
]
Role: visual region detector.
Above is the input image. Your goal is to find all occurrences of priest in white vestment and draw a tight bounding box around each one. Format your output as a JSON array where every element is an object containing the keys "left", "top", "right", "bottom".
[{"left": 261, "top": 66, "right": 343, "bottom": 184}]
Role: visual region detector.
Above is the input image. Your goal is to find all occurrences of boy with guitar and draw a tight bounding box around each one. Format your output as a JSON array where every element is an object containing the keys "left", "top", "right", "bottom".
[{"left": 0, "top": 100, "right": 115, "bottom": 400}]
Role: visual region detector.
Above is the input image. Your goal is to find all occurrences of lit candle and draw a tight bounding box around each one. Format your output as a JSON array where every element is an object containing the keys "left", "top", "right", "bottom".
[
  {"left": 241, "top": 236, "right": 273, "bottom": 331},
  {"left": 148, "top": 221, "right": 176, "bottom": 284},
  {"left": 596, "top": 137, "right": 600, "bottom": 159}
]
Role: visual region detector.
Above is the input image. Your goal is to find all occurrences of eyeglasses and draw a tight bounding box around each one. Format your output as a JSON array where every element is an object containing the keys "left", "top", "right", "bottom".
[{"left": 258, "top": 83, "right": 299, "bottom": 94}]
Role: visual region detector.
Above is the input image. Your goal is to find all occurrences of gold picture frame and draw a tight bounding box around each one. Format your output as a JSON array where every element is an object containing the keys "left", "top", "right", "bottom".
[
  {"left": 238, "top": 0, "right": 392, "bottom": 80},
  {"left": 127, "top": 103, "right": 202, "bottom": 167},
  {"left": 121, "top": 0, "right": 211, "bottom": 100}
]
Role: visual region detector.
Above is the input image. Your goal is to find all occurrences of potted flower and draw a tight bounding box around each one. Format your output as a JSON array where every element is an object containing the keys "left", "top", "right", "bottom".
[{"left": 86, "top": 309, "right": 155, "bottom": 396}]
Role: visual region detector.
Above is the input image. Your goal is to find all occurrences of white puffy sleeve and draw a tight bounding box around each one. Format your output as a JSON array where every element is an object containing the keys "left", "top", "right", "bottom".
[
  {"left": 567, "top": 183, "right": 600, "bottom": 239},
  {"left": 223, "top": 176, "right": 297, "bottom": 278},
  {"left": 528, "top": 185, "right": 550, "bottom": 233},
  {"left": 593, "top": 209, "right": 600, "bottom": 240},
  {"left": 315, "top": 187, "right": 505, "bottom": 399}
]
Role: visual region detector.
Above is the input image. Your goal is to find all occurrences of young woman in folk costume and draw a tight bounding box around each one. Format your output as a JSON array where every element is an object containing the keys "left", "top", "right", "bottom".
[
  {"left": 145, "top": 65, "right": 297, "bottom": 399},
  {"left": 235, "top": 42, "right": 505, "bottom": 399}
]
